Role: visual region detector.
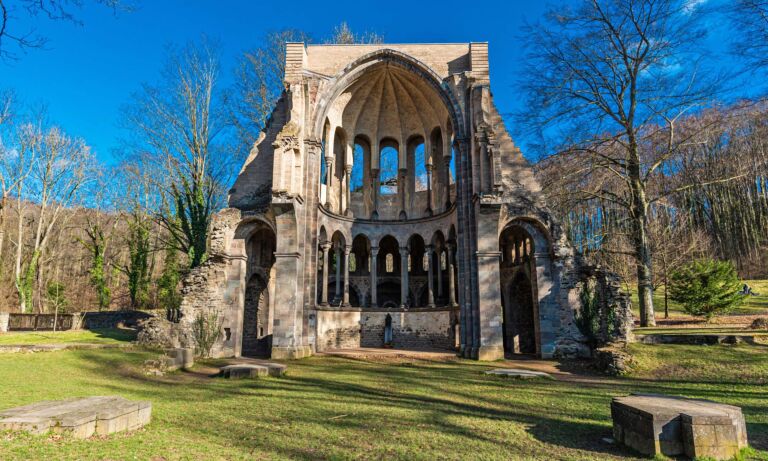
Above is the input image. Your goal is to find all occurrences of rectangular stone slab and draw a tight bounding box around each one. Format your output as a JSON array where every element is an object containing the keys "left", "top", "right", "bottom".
[
  {"left": 612, "top": 394, "right": 747, "bottom": 460},
  {"left": 0, "top": 396, "right": 151, "bottom": 439}
]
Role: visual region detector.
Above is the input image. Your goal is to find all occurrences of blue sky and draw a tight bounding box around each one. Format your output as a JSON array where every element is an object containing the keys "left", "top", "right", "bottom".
[{"left": 0, "top": 0, "right": 739, "bottom": 164}]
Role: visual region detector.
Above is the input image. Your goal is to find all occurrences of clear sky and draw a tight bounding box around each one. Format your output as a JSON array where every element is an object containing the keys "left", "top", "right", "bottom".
[{"left": 0, "top": 0, "right": 739, "bottom": 164}]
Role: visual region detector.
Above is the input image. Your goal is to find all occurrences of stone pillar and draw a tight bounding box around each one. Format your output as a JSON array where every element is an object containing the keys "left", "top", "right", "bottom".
[
  {"left": 324, "top": 156, "right": 333, "bottom": 208},
  {"left": 343, "top": 245, "right": 351, "bottom": 306},
  {"left": 371, "top": 169, "right": 379, "bottom": 219},
  {"left": 476, "top": 250, "right": 504, "bottom": 361},
  {"left": 320, "top": 243, "right": 331, "bottom": 306},
  {"left": 345, "top": 165, "right": 352, "bottom": 216},
  {"left": 399, "top": 168, "right": 407, "bottom": 220},
  {"left": 487, "top": 145, "right": 496, "bottom": 193},
  {"left": 400, "top": 248, "right": 409, "bottom": 308},
  {"left": 334, "top": 245, "right": 341, "bottom": 305},
  {"left": 447, "top": 243, "right": 457, "bottom": 307},
  {"left": 426, "top": 245, "right": 435, "bottom": 308},
  {"left": 478, "top": 138, "right": 487, "bottom": 193},
  {"left": 270, "top": 251, "right": 303, "bottom": 359},
  {"left": 437, "top": 248, "right": 443, "bottom": 298},
  {"left": 425, "top": 162, "right": 434, "bottom": 215},
  {"left": 370, "top": 246, "right": 379, "bottom": 308}
]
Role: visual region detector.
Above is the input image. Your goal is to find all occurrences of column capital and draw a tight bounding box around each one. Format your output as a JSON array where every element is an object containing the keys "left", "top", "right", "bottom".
[
  {"left": 320, "top": 242, "right": 332, "bottom": 251},
  {"left": 425, "top": 244, "right": 435, "bottom": 254},
  {"left": 345, "top": 164, "right": 353, "bottom": 174},
  {"left": 370, "top": 246, "right": 379, "bottom": 255},
  {"left": 344, "top": 245, "right": 352, "bottom": 255}
]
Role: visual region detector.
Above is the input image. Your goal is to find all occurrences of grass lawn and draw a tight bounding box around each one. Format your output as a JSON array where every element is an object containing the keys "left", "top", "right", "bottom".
[
  {"left": 633, "top": 326, "right": 768, "bottom": 336},
  {"left": 0, "top": 344, "right": 766, "bottom": 460},
  {"left": 0, "top": 328, "right": 137, "bottom": 345}
]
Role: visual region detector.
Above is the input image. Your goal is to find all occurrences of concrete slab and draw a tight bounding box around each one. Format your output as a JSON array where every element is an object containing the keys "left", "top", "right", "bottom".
[
  {"left": 612, "top": 394, "right": 747, "bottom": 460},
  {"left": 0, "top": 396, "right": 151, "bottom": 438},
  {"left": 485, "top": 368, "right": 553, "bottom": 379}
]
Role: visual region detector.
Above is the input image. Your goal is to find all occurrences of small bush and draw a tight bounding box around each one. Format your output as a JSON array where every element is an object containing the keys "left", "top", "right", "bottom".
[
  {"left": 750, "top": 317, "right": 768, "bottom": 330},
  {"left": 191, "top": 310, "right": 223, "bottom": 358},
  {"left": 669, "top": 259, "right": 743, "bottom": 321}
]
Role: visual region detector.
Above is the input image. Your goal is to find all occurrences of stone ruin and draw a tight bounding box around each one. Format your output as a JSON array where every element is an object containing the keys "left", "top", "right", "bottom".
[{"left": 142, "top": 42, "right": 633, "bottom": 361}]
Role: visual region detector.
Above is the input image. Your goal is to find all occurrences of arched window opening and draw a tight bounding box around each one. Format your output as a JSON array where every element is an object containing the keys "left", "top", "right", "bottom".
[
  {"left": 380, "top": 144, "right": 398, "bottom": 195},
  {"left": 385, "top": 253, "right": 394, "bottom": 273},
  {"left": 351, "top": 143, "right": 365, "bottom": 192},
  {"left": 449, "top": 147, "right": 457, "bottom": 184},
  {"left": 414, "top": 143, "right": 427, "bottom": 192}
]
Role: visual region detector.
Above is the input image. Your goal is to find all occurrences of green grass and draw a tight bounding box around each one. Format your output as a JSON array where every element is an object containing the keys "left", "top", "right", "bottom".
[
  {"left": 0, "top": 328, "right": 137, "bottom": 345},
  {"left": 634, "top": 327, "right": 768, "bottom": 336},
  {"left": 0, "top": 344, "right": 766, "bottom": 460},
  {"left": 629, "top": 279, "right": 768, "bottom": 318}
]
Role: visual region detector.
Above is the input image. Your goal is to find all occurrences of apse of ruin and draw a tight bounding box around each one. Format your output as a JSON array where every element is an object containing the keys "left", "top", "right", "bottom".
[{"left": 178, "top": 42, "right": 608, "bottom": 361}]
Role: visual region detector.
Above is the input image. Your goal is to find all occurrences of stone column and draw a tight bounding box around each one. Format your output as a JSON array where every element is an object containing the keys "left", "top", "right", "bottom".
[
  {"left": 399, "top": 168, "right": 408, "bottom": 220},
  {"left": 400, "top": 248, "right": 409, "bottom": 308},
  {"left": 324, "top": 156, "right": 333, "bottom": 208},
  {"left": 371, "top": 169, "right": 379, "bottom": 219},
  {"left": 320, "top": 243, "right": 331, "bottom": 306},
  {"left": 425, "top": 162, "right": 434, "bottom": 215},
  {"left": 487, "top": 145, "right": 496, "bottom": 193},
  {"left": 443, "top": 155, "right": 452, "bottom": 209},
  {"left": 370, "top": 246, "right": 379, "bottom": 308},
  {"left": 334, "top": 245, "right": 341, "bottom": 305},
  {"left": 345, "top": 165, "right": 352, "bottom": 216},
  {"left": 343, "top": 245, "right": 351, "bottom": 306},
  {"left": 426, "top": 245, "right": 435, "bottom": 308},
  {"left": 447, "top": 243, "right": 458, "bottom": 307},
  {"left": 437, "top": 248, "right": 443, "bottom": 298},
  {"left": 478, "top": 138, "right": 487, "bottom": 193},
  {"left": 476, "top": 250, "right": 505, "bottom": 361}
]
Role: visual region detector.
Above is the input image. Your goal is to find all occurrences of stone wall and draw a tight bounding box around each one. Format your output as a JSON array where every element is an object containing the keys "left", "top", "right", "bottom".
[
  {"left": 0, "top": 311, "right": 153, "bottom": 332},
  {"left": 316, "top": 308, "right": 456, "bottom": 351}
]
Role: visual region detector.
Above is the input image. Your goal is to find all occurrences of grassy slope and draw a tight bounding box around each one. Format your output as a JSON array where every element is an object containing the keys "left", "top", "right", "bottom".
[
  {"left": 0, "top": 345, "right": 766, "bottom": 460},
  {"left": 0, "top": 329, "right": 136, "bottom": 345},
  {"left": 629, "top": 279, "right": 768, "bottom": 319}
]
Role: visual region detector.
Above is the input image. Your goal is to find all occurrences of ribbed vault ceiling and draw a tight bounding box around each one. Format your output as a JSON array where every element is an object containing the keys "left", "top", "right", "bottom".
[{"left": 333, "top": 63, "right": 450, "bottom": 146}]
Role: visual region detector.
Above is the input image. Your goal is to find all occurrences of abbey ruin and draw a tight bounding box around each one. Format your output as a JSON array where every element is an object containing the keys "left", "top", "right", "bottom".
[{"left": 175, "top": 42, "right": 631, "bottom": 360}]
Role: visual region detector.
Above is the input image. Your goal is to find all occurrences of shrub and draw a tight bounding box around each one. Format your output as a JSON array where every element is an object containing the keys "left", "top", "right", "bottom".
[
  {"left": 191, "top": 310, "right": 223, "bottom": 358},
  {"left": 46, "top": 281, "right": 68, "bottom": 314},
  {"left": 750, "top": 317, "right": 768, "bottom": 330},
  {"left": 669, "top": 259, "right": 743, "bottom": 321}
]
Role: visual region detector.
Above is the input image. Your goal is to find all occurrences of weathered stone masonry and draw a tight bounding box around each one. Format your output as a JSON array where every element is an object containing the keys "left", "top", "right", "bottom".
[{"left": 173, "top": 42, "right": 631, "bottom": 360}]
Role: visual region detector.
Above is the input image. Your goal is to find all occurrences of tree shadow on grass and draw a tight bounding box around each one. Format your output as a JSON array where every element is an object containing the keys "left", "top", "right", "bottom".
[{"left": 58, "top": 350, "right": 767, "bottom": 459}]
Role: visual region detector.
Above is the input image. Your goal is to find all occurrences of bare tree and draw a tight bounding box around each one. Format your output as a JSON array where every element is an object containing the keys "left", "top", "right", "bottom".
[
  {"left": 728, "top": 1, "right": 768, "bottom": 74},
  {"left": 518, "top": 0, "right": 728, "bottom": 326},
  {"left": 0, "top": 0, "right": 132, "bottom": 60},
  {"left": 121, "top": 40, "right": 232, "bottom": 269}
]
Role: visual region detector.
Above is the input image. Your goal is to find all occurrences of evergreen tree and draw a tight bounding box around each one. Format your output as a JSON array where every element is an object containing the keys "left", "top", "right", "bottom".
[{"left": 669, "top": 259, "right": 744, "bottom": 321}]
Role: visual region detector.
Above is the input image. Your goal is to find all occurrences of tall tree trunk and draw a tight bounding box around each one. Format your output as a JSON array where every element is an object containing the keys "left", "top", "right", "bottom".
[{"left": 628, "top": 142, "right": 656, "bottom": 327}]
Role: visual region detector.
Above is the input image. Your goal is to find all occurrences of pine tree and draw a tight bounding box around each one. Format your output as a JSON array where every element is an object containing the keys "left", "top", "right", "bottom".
[{"left": 669, "top": 259, "right": 744, "bottom": 321}]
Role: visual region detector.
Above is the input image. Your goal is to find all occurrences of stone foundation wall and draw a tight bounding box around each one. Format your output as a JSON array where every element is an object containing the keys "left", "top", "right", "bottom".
[{"left": 316, "top": 308, "right": 455, "bottom": 351}]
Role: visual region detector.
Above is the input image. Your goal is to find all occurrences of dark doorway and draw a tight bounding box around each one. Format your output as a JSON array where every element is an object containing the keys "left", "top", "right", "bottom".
[
  {"left": 499, "top": 225, "right": 539, "bottom": 357},
  {"left": 502, "top": 272, "right": 537, "bottom": 355},
  {"left": 242, "top": 275, "right": 271, "bottom": 357}
]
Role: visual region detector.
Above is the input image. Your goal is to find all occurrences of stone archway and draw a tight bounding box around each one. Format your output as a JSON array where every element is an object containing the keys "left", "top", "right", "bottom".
[
  {"left": 242, "top": 274, "right": 271, "bottom": 357},
  {"left": 499, "top": 223, "right": 541, "bottom": 356}
]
